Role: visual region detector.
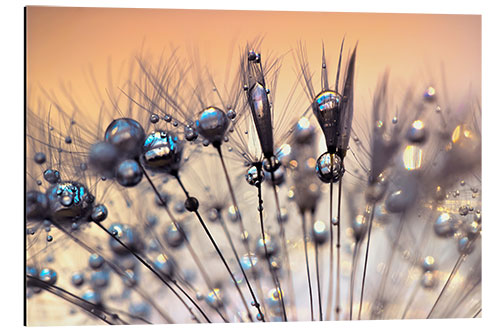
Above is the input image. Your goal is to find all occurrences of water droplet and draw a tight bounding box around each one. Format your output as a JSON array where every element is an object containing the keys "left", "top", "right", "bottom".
[
  {"left": 150, "top": 114, "right": 159, "bottom": 123},
  {"left": 422, "top": 256, "right": 435, "bottom": 271},
  {"left": 142, "top": 131, "right": 183, "bottom": 175},
  {"left": 116, "top": 159, "right": 143, "bottom": 187},
  {"left": 91, "top": 204, "right": 108, "bottom": 223},
  {"left": 104, "top": 118, "right": 145, "bottom": 158},
  {"left": 71, "top": 272, "right": 85, "bottom": 287},
  {"left": 246, "top": 166, "right": 264, "bottom": 186},
  {"left": 82, "top": 289, "right": 102, "bottom": 305},
  {"left": 39, "top": 268, "right": 57, "bottom": 285},
  {"left": 89, "top": 254, "right": 105, "bottom": 269},
  {"left": 424, "top": 86, "right": 436, "bottom": 101},
  {"left": 459, "top": 206, "right": 469, "bottom": 216},
  {"left": 315, "top": 152, "right": 344, "bottom": 183},
  {"left": 195, "top": 107, "right": 229, "bottom": 145},
  {"left": 227, "top": 109, "right": 236, "bottom": 120},
  {"left": 34, "top": 152, "right": 46, "bottom": 164},
  {"left": 43, "top": 169, "right": 61, "bottom": 184},
  {"left": 421, "top": 271, "right": 436, "bottom": 289},
  {"left": 406, "top": 120, "right": 427, "bottom": 143},
  {"left": 434, "top": 213, "right": 456, "bottom": 237}
]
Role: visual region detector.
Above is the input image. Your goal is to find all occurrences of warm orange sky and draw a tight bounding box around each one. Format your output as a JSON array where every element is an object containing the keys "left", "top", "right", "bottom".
[{"left": 26, "top": 7, "right": 481, "bottom": 117}]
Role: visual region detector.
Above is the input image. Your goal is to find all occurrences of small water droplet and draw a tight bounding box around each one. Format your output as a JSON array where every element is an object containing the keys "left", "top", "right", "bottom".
[{"left": 150, "top": 114, "right": 159, "bottom": 123}]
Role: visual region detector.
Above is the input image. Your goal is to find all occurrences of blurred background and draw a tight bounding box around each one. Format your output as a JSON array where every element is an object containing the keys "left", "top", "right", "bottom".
[{"left": 26, "top": 7, "right": 481, "bottom": 117}]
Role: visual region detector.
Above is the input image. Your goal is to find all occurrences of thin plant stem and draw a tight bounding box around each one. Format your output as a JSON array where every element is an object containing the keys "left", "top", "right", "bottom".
[
  {"left": 401, "top": 282, "right": 420, "bottom": 319},
  {"left": 270, "top": 170, "right": 295, "bottom": 320},
  {"left": 215, "top": 145, "right": 267, "bottom": 319},
  {"left": 326, "top": 181, "right": 334, "bottom": 320},
  {"left": 312, "top": 212, "right": 323, "bottom": 321},
  {"left": 138, "top": 163, "right": 229, "bottom": 322},
  {"left": 256, "top": 169, "right": 288, "bottom": 321},
  {"left": 174, "top": 174, "right": 254, "bottom": 322},
  {"left": 371, "top": 211, "right": 406, "bottom": 320},
  {"left": 301, "top": 211, "right": 314, "bottom": 321},
  {"left": 445, "top": 279, "right": 481, "bottom": 318},
  {"left": 426, "top": 254, "right": 466, "bottom": 319},
  {"left": 27, "top": 275, "right": 125, "bottom": 325},
  {"left": 93, "top": 221, "right": 211, "bottom": 323},
  {"left": 357, "top": 203, "right": 375, "bottom": 320},
  {"left": 51, "top": 221, "right": 175, "bottom": 323},
  {"left": 334, "top": 176, "right": 343, "bottom": 320},
  {"left": 218, "top": 212, "right": 266, "bottom": 322},
  {"left": 349, "top": 242, "right": 359, "bottom": 320}
]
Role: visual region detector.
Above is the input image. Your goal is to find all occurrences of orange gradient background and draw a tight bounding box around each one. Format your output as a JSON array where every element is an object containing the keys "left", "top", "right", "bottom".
[{"left": 26, "top": 6, "right": 480, "bottom": 128}]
